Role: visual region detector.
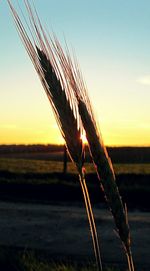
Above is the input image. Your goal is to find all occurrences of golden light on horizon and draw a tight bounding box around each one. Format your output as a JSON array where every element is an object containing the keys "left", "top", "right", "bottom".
[{"left": 1, "top": 121, "right": 149, "bottom": 146}]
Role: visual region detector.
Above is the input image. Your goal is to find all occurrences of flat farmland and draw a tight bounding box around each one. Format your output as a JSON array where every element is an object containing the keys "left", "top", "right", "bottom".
[
  {"left": 0, "top": 157, "right": 150, "bottom": 175},
  {"left": 0, "top": 146, "right": 150, "bottom": 210}
]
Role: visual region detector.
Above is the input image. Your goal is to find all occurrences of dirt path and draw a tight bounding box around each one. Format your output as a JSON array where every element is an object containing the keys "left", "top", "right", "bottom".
[{"left": 0, "top": 201, "right": 149, "bottom": 270}]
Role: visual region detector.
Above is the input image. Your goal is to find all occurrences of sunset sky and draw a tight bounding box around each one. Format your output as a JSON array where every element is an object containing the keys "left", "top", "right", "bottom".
[{"left": 0, "top": 0, "right": 150, "bottom": 146}]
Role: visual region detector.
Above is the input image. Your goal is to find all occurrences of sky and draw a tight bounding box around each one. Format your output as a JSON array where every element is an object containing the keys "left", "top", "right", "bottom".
[{"left": 0, "top": 0, "right": 150, "bottom": 146}]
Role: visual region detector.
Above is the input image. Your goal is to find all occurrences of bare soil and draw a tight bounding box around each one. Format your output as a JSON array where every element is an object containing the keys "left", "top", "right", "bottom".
[{"left": 0, "top": 201, "right": 149, "bottom": 270}]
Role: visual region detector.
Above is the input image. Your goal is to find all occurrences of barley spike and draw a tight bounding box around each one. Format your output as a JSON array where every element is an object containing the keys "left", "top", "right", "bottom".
[{"left": 7, "top": 1, "right": 103, "bottom": 270}]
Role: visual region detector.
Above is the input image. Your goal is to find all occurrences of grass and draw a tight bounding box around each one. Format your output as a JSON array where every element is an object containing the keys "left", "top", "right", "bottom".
[
  {"left": 0, "top": 157, "right": 150, "bottom": 175},
  {"left": 0, "top": 248, "right": 121, "bottom": 271}
]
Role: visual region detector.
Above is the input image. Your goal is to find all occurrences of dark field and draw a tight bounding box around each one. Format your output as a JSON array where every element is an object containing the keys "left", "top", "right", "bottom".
[
  {"left": 0, "top": 145, "right": 150, "bottom": 210},
  {"left": 0, "top": 145, "right": 150, "bottom": 270},
  {"left": 0, "top": 145, "right": 150, "bottom": 163}
]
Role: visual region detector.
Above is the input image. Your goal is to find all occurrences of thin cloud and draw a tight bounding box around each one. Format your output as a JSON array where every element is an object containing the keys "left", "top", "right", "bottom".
[{"left": 137, "top": 75, "right": 150, "bottom": 86}]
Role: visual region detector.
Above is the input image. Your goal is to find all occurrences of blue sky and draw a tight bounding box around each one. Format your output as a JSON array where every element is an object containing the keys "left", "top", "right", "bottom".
[{"left": 0, "top": 0, "right": 150, "bottom": 146}]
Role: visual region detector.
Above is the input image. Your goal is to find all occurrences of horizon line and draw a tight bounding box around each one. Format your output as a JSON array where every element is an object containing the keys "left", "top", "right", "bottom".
[{"left": 0, "top": 143, "right": 150, "bottom": 148}]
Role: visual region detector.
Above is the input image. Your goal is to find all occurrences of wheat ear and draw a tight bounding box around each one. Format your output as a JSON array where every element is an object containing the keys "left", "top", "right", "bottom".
[
  {"left": 7, "top": 1, "right": 103, "bottom": 270},
  {"left": 51, "top": 41, "right": 135, "bottom": 271},
  {"left": 37, "top": 48, "right": 103, "bottom": 270},
  {"left": 78, "top": 100, "right": 134, "bottom": 271}
]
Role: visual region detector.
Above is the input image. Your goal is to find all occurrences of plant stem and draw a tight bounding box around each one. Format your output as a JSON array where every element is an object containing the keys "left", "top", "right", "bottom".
[
  {"left": 79, "top": 170, "right": 103, "bottom": 271},
  {"left": 126, "top": 248, "right": 135, "bottom": 271}
]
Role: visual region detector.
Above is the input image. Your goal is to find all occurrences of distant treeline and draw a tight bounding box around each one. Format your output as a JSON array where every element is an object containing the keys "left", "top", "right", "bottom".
[
  {"left": 107, "top": 146, "right": 150, "bottom": 163},
  {"left": 0, "top": 144, "right": 150, "bottom": 163}
]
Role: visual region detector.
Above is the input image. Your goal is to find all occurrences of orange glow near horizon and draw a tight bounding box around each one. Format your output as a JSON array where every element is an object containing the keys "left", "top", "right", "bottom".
[{"left": 0, "top": 122, "right": 149, "bottom": 146}]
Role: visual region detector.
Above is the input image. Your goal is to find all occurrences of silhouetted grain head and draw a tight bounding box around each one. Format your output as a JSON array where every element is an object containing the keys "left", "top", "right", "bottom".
[
  {"left": 78, "top": 99, "right": 131, "bottom": 249},
  {"left": 51, "top": 33, "right": 134, "bottom": 269},
  {"left": 7, "top": 4, "right": 103, "bottom": 270},
  {"left": 7, "top": 2, "right": 135, "bottom": 270},
  {"left": 7, "top": 0, "right": 84, "bottom": 170}
]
